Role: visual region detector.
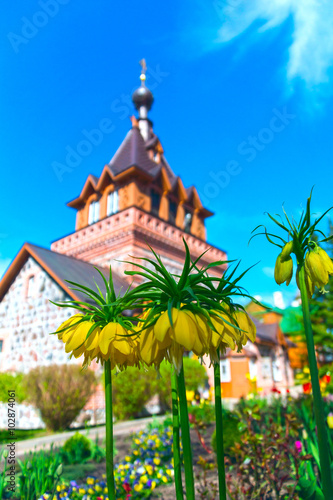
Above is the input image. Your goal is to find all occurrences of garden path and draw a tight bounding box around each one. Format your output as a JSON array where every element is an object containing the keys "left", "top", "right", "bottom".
[{"left": 14, "top": 415, "right": 164, "bottom": 458}]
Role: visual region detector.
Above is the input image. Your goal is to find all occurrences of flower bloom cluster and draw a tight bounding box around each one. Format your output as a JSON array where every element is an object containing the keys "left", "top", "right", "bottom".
[
  {"left": 56, "top": 315, "right": 139, "bottom": 370},
  {"left": 38, "top": 424, "right": 174, "bottom": 500},
  {"left": 53, "top": 243, "right": 258, "bottom": 374},
  {"left": 274, "top": 239, "right": 333, "bottom": 298},
  {"left": 140, "top": 306, "right": 256, "bottom": 372}
]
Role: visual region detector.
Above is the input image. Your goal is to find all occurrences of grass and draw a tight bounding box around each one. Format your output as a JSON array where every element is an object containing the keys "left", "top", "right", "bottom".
[
  {"left": 0, "top": 428, "right": 49, "bottom": 443},
  {"left": 62, "top": 463, "right": 98, "bottom": 481}
]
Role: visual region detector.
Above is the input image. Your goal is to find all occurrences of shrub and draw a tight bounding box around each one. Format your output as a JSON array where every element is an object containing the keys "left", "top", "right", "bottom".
[
  {"left": 156, "top": 357, "right": 208, "bottom": 409},
  {"left": 211, "top": 409, "right": 243, "bottom": 456},
  {"left": 189, "top": 401, "right": 215, "bottom": 425},
  {"left": 0, "top": 372, "right": 27, "bottom": 403},
  {"left": 112, "top": 366, "right": 155, "bottom": 420},
  {"left": 112, "top": 358, "right": 209, "bottom": 419},
  {"left": 61, "top": 432, "right": 92, "bottom": 464},
  {"left": 23, "top": 364, "right": 96, "bottom": 431}
]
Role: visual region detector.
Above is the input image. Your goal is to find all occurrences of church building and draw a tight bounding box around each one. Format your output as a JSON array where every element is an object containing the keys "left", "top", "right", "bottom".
[
  {"left": 0, "top": 66, "right": 294, "bottom": 415},
  {"left": 0, "top": 67, "right": 227, "bottom": 375}
]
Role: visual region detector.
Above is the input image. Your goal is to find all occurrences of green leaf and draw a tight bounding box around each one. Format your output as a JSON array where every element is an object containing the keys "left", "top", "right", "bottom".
[{"left": 297, "top": 476, "right": 316, "bottom": 498}]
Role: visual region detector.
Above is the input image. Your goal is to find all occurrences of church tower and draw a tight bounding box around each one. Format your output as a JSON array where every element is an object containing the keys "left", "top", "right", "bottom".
[{"left": 51, "top": 64, "right": 226, "bottom": 278}]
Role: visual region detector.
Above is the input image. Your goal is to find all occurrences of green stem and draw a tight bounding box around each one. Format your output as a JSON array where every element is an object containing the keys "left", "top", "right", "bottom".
[
  {"left": 214, "top": 352, "right": 227, "bottom": 500},
  {"left": 298, "top": 265, "right": 333, "bottom": 498},
  {"left": 177, "top": 362, "right": 195, "bottom": 500},
  {"left": 171, "top": 370, "right": 184, "bottom": 500},
  {"left": 104, "top": 360, "right": 116, "bottom": 500}
]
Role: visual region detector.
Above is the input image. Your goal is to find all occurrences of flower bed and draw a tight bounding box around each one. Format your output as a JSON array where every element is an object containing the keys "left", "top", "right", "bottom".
[{"left": 38, "top": 423, "right": 174, "bottom": 499}]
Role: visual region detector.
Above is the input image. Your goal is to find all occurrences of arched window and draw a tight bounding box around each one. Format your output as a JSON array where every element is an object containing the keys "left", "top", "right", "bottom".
[
  {"left": 88, "top": 200, "right": 100, "bottom": 225},
  {"left": 169, "top": 200, "right": 177, "bottom": 224},
  {"left": 184, "top": 211, "right": 192, "bottom": 233},
  {"left": 151, "top": 189, "right": 161, "bottom": 217},
  {"left": 107, "top": 190, "right": 119, "bottom": 216}
]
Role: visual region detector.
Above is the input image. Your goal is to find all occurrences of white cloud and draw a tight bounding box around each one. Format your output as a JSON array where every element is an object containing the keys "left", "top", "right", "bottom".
[
  {"left": 262, "top": 266, "right": 275, "bottom": 278},
  {"left": 214, "top": 0, "right": 333, "bottom": 86}
]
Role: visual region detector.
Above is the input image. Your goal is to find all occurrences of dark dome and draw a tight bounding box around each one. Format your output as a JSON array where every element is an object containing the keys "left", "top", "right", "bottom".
[{"left": 132, "top": 85, "right": 154, "bottom": 111}]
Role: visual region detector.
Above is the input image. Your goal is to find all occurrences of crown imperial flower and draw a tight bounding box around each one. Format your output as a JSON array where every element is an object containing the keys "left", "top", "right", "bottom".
[{"left": 274, "top": 254, "right": 293, "bottom": 286}]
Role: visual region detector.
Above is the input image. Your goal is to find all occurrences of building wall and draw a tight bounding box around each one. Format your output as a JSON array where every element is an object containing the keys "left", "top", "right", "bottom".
[
  {"left": 51, "top": 207, "right": 226, "bottom": 279},
  {"left": 221, "top": 357, "right": 251, "bottom": 399},
  {"left": 0, "top": 257, "right": 73, "bottom": 373}
]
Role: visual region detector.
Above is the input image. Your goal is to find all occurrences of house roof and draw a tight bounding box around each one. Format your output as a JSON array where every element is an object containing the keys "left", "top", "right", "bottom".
[
  {"left": 0, "top": 243, "right": 128, "bottom": 305},
  {"left": 109, "top": 126, "right": 159, "bottom": 176},
  {"left": 67, "top": 123, "right": 214, "bottom": 218},
  {"left": 254, "top": 320, "right": 280, "bottom": 344}
]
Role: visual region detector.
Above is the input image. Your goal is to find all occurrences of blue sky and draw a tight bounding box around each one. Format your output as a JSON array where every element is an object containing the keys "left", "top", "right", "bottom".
[{"left": 1, "top": 0, "right": 333, "bottom": 307}]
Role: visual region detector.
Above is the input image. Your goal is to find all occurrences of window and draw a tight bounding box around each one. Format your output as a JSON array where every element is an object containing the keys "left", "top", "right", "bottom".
[
  {"left": 88, "top": 200, "right": 100, "bottom": 225},
  {"left": 272, "top": 355, "right": 283, "bottom": 382},
  {"left": 249, "top": 358, "right": 257, "bottom": 380},
  {"left": 169, "top": 200, "right": 177, "bottom": 224},
  {"left": 107, "top": 190, "right": 119, "bottom": 216},
  {"left": 184, "top": 211, "right": 192, "bottom": 233},
  {"left": 261, "top": 357, "right": 273, "bottom": 380},
  {"left": 220, "top": 358, "right": 231, "bottom": 383},
  {"left": 151, "top": 190, "right": 161, "bottom": 216}
]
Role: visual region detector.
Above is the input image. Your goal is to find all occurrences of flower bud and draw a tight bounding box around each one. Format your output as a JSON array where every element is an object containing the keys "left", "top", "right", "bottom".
[
  {"left": 280, "top": 241, "right": 293, "bottom": 260},
  {"left": 274, "top": 254, "right": 293, "bottom": 286},
  {"left": 317, "top": 247, "right": 333, "bottom": 274},
  {"left": 56, "top": 463, "right": 63, "bottom": 476},
  {"left": 305, "top": 249, "right": 329, "bottom": 288}
]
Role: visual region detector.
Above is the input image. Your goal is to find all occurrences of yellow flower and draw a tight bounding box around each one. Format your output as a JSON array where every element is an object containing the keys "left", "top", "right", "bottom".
[
  {"left": 154, "top": 308, "right": 198, "bottom": 351},
  {"left": 274, "top": 254, "right": 293, "bottom": 286},
  {"left": 56, "top": 315, "right": 139, "bottom": 369},
  {"left": 327, "top": 414, "right": 333, "bottom": 429},
  {"left": 56, "top": 315, "right": 101, "bottom": 363},
  {"left": 153, "top": 308, "right": 210, "bottom": 371},
  {"left": 233, "top": 310, "right": 256, "bottom": 344},
  {"left": 210, "top": 309, "right": 236, "bottom": 351},
  {"left": 139, "top": 325, "right": 168, "bottom": 367},
  {"left": 186, "top": 390, "right": 195, "bottom": 402},
  {"left": 317, "top": 247, "right": 333, "bottom": 274},
  {"left": 280, "top": 241, "right": 294, "bottom": 260},
  {"left": 98, "top": 322, "right": 139, "bottom": 369},
  {"left": 305, "top": 247, "right": 333, "bottom": 289}
]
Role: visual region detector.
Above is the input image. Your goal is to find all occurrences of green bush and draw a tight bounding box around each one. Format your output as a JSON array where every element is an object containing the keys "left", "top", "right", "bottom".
[
  {"left": 156, "top": 357, "right": 208, "bottom": 409},
  {"left": 211, "top": 410, "right": 243, "bottom": 456},
  {"left": 0, "top": 372, "right": 27, "bottom": 403},
  {"left": 112, "top": 366, "right": 156, "bottom": 420},
  {"left": 112, "top": 358, "right": 208, "bottom": 419},
  {"left": 61, "top": 432, "right": 92, "bottom": 464},
  {"left": 23, "top": 364, "right": 97, "bottom": 431},
  {"left": 188, "top": 401, "right": 215, "bottom": 425}
]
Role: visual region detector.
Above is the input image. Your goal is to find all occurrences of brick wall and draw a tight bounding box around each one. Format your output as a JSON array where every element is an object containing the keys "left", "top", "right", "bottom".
[{"left": 0, "top": 257, "right": 73, "bottom": 373}]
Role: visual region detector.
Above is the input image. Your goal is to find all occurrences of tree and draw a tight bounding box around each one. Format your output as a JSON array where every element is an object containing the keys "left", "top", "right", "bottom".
[{"left": 24, "top": 364, "right": 97, "bottom": 431}]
